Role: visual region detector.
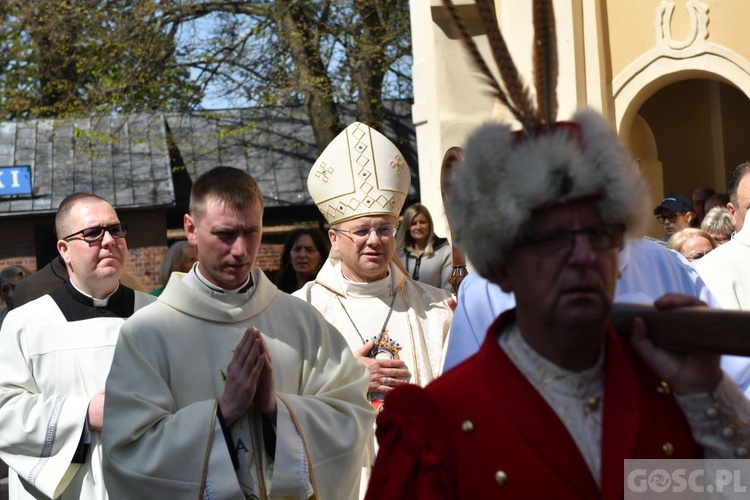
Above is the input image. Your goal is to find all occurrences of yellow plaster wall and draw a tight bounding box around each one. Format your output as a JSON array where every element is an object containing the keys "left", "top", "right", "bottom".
[
  {"left": 706, "top": 0, "right": 750, "bottom": 62},
  {"left": 606, "top": 0, "right": 662, "bottom": 78}
]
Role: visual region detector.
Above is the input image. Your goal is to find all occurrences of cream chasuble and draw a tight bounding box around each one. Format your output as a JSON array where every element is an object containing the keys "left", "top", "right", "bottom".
[
  {"left": 294, "top": 258, "right": 452, "bottom": 496},
  {"left": 102, "top": 268, "right": 373, "bottom": 500}
]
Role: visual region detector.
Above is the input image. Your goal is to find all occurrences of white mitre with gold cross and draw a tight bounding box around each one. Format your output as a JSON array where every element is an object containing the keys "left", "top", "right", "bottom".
[{"left": 308, "top": 122, "right": 411, "bottom": 225}]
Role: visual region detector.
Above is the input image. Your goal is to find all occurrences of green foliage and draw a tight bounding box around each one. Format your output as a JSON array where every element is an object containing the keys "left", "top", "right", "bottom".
[{"left": 0, "top": 0, "right": 203, "bottom": 119}]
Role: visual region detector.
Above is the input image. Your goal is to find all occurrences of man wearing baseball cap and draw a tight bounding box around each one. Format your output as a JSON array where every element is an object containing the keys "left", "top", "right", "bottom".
[{"left": 654, "top": 193, "right": 696, "bottom": 241}]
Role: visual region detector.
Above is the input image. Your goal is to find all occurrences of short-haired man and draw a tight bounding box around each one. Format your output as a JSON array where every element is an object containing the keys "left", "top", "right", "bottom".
[
  {"left": 0, "top": 193, "right": 155, "bottom": 499},
  {"left": 726, "top": 161, "right": 750, "bottom": 232},
  {"left": 13, "top": 255, "right": 145, "bottom": 309},
  {"left": 102, "top": 167, "right": 372, "bottom": 499},
  {"left": 367, "top": 110, "right": 749, "bottom": 497},
  {"left": 705, "top": 192, "right": 731, "bottom": 215},
  {"left": 695, "top": 161, "right": 750, "bottom": 309},
  {"left": 653, "top": 193, "right": 695, "bottom": 241},
  {"left": 294, "top": 122, "right": 453, "bottom": 494},
  {"left": 692, "top": 186, "right": 716, "bottom": 224}
]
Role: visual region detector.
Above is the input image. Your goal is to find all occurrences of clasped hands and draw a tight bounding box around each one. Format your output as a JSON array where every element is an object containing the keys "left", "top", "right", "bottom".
[
  {"left": 220, "top": 327, "right": 277, "bottom": 426},
  {"left": 354, "top": 341, "right": 411, "bottom": 394}
]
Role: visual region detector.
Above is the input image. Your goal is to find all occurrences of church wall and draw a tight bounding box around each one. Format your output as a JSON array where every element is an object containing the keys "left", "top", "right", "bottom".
[{"left": 412, "top": 0, "right": 750, "bottom": 253}]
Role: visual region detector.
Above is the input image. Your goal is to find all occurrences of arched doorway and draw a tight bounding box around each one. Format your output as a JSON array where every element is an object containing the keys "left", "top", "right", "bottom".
[{"left": 621, "top": 78, "right": 750, "bottom": 238}]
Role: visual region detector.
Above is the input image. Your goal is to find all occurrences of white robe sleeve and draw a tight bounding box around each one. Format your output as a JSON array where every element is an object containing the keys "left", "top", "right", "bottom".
[
  {"left": 0, "top": 311, "right": 89, "bottom": 499},
  {"left": 676, "top": 374, "right": 750, "bottom": 458}
]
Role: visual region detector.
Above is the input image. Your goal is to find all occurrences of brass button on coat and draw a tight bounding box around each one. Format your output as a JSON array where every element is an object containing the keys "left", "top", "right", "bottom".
[
  {"left": 494, "top": 470, "right": 508, "bottom": 485},
  {"left": 461, "top": 420, "right": 474, "bottom": 433}
]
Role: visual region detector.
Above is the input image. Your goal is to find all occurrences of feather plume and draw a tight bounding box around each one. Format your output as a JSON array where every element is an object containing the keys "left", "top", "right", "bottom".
[
  {"left": 532, "top": 0, "right": 559, "bottom": 128},
  {"left": 441, "top": 0, "right": 525, "bottom": 125},
  {"left": 474, "top": 0, "right": 539, "bottom": 131}
]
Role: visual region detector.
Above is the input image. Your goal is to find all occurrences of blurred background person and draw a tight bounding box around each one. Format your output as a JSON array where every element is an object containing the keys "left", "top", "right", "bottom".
[
  {"left": 396, "top": 203, "right": 452, "bottom": 291},
  {"left": 692, "top": 186, "right": 715, "bottom": 225},
  {"left": 150, "top": 241, "right": 198, "bottom": 296},
  {"left": 0, "top": 265, "right": 32, "bottom": 327},
  {"left": 667, "top": 228, "right": 717, "bottom": 262},
  {"left": 701, "top": 206, "right": 734, "bottom": 244},
  {"left": 653, "top": 193, "right": 696, "bottom": 242},
  {"left": 705, "top": 192, "right": 730, "bottom": 214},
  {"left": 274, "top": 227, "right": 329, "bottom": 294}
]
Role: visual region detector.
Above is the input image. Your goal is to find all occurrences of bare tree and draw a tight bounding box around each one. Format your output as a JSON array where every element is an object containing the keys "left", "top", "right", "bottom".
[{"left": 171, "top": 0, "right": 412, "bottom": 152}]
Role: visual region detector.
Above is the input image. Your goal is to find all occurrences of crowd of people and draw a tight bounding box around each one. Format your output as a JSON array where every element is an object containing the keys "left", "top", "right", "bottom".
[
  {"left": 2, "top": 5, "right": 750, "bottom": 500},
  {"left": 0, "top": 119, "right": 747, "bottom": 499}
]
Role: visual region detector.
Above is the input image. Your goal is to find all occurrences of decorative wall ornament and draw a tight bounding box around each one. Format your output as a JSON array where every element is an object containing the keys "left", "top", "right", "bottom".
[
  {"left": 655, "top": 0, "right": 709, "bottom": 52},
  {"left": 612, "top": 0, "right": 750, "bottom": 133}
]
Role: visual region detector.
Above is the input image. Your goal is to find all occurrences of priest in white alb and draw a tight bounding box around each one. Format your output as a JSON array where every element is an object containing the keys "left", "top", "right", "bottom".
[
  {"left": 0, "top": 193, "right": 155, "bottom": 500},
  {"left": 294, "top": 122, "right": 453, "bottom": 495},
  {"left": 102, "top": 167, "right": 374, "bottom": 499}
]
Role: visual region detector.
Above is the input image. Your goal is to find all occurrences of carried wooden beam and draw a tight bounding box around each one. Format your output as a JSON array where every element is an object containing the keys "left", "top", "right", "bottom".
[{"left": 611, "top": 303, "right": 750, "bottom": 356}]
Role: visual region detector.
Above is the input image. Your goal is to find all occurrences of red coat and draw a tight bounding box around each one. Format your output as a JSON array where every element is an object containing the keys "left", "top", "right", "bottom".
[{"left": 366, "top": 310, "right": 700, "bottom": 499}]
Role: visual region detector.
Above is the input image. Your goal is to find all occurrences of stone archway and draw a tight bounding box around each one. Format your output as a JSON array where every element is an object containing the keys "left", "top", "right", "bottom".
[{"left": 620, "top": 78, "right": 750, "bottom": 238}]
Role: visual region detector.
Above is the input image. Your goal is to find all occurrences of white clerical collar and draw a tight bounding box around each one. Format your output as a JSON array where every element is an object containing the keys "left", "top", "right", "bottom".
[
  {"left": 68, "top": 279, "right": 119, "bottom": 307},
  {"left": 193, "top": 264, "right": 253, "bottom": 294},
  {"left": 336, "top": 261, "right": 393, "bottom": 298}
]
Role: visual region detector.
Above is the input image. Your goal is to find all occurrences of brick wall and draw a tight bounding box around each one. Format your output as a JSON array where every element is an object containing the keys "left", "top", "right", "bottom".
[
  {"left": 0, "top": 216, "right": 42, "bottom": 270},
  {"left": 257, "top": 243, "right": 283, "bottom": 272}
]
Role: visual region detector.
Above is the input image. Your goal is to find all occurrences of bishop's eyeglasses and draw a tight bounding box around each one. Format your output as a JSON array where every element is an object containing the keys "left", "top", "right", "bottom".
[
  {"left": 519, "top": 224, "right": 625, "bottom": 258},
  {"left": 62, "top": 223, "right": 128, "bottom": 243},
  {"left": 334, "top": 225, "right": 398, "bottom": 243}
]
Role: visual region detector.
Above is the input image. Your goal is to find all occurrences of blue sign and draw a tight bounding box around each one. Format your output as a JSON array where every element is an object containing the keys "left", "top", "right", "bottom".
[{"left": 0, "top": 166, "right": 32, "bottom": 196}]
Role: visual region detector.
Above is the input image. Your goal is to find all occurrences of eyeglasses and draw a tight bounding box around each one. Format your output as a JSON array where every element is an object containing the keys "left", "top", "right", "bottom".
[
  {"left": 335, "top": 225, "right": 398, "bottom": 243},
  {"left": 62, "top": 223, "right": 128, "bottom": 243},
  {"left": 655, "top": 213, "right": 680, "bottom": 224},
  {"left": 685, "top": 252, "right": 708, "bottom": 262},
  {"left": 519, "top": 224, "right": 625, "bottom": 258}
]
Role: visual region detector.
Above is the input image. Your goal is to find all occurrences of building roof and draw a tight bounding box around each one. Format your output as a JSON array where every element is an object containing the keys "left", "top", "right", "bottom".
[{"left": 0, "top": 102, "right": 417, "bottom": 216}]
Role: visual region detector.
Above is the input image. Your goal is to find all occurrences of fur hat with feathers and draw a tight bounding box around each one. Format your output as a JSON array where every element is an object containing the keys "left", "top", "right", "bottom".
[
  {"left": 441, "top": 0, "right": 650, "bottom": 279},
  {"left": 446, "top": 110, "right": 650, "bottom": 279}
]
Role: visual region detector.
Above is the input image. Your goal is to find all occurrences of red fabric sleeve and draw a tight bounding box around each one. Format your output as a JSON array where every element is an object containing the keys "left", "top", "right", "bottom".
[{"left": 365, "top": 385, "right": 456, "bottom": 500}]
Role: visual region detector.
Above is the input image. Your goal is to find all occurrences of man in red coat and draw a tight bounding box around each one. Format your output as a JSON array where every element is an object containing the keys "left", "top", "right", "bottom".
[
  {"left": 366, "top": 4, "right": 750, "bottom": 492},
  {"left": 367, "top": 117, "right": 750, "bottom": 498}
]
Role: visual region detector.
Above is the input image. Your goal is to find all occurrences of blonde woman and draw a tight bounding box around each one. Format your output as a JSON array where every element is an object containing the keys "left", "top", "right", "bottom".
[
  {"left": 701, "top": 206, "right": 734, "bottom": 244},
  {"left": 667, "top": 227, "right": 717, "bottom": 262},
  {"left": 396, "top": 203, "right": 452, "bottom": 291}
]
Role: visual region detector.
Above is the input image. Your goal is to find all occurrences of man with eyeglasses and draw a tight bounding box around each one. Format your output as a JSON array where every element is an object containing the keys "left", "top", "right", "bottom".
[
  {"left": 367, "top": 108, "right": 750, "bottom": 497},
  {"left": 0, "top": 193, "right": 155, "bottom": 500},
  {"left": 653, "top": 193, "right": 696, "bottom": 242},
  {"left": 13, "top": 246, "right": 146, "bottom": 310},
  {"left": 294, "top": 122, "right": 453, "bottom": 496}
]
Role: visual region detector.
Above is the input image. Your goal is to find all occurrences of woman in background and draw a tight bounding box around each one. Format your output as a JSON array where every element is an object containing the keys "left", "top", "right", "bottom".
[
  {"left": 396, "top": 203, "right": 452, "bottom": 291},
  {"left": 667, "top": 227, "right": 717, "bottom": 262},
  {"left": 275, "top": 228, "right": 329, "bottom": 294},
  {"left": 150, "top": 241, "right": 198, "bottom": 296},
  {"left": 701, "top": 206, "right": 734, "bottom": 245}
]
